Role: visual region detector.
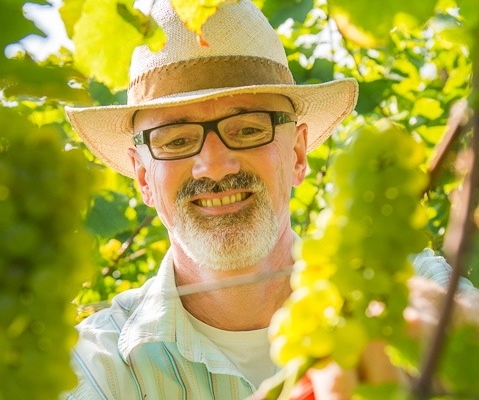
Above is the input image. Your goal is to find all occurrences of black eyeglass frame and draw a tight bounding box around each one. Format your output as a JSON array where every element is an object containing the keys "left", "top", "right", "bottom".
[{"left": 133, "top": 110, "right": 297, "bottom": 161}]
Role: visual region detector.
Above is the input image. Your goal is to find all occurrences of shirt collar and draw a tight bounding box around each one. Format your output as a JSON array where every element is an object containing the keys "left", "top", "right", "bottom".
[
  {"left": 117, "top": 249, "right": 234, "bottom": 371},
  {"left": 118, "top": 249, "right": 180, "bottom": 360}
]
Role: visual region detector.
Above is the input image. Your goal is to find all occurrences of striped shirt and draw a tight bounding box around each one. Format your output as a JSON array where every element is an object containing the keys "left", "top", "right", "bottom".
[
  {"left": 62, "top": 247, "right": 474, "bottom": 399},
  {"left": 63, "top": 250, "right": 262, "bottom": 400}
]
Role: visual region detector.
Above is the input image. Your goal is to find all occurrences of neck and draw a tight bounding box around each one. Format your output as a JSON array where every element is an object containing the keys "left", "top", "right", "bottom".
[{"left": 172, "top": 228, "right": 295, "bottom": 331}]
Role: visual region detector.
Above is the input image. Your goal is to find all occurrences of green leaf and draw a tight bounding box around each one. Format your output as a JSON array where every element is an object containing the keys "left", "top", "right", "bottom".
[
  {"left": 2, "top": 58, "right": 91, "bottom": 103},
  {"left": 171, "top": 0, "right": 233, "bottom": 40},
  {"left": 71, "top": 0, "right": 165, "bottom": 91},
  {"left": 59, "top": 0, "right": 84, "bottom": 39},
  {"left": 0, "top": 1, "right": 91, "bottom": 102},
  {"left": 116, "top": 2, "right": 165, "bottom": 52},
  {"left": 85, "top": 191, "right": 134, "bottom": 238},
  {"left": 329, "top": 0, "right": 437, "bottom": 47},
  {"left": 87, "top": 81, "right": 127, "bottom": 106},
  {"left": 308, "top": 58, "right": 335, "bottom": 83},
  {"left": 411, "top": 98, "right": 444, "bottom": 120},
  {"left": 261, "top": 0, "right": 314, "bottom": 28},
  {"left": 0, "top": 0, "right": 46, "bottom": 50},
  {"left": 356, "top": 80, "right": 391, "bottom": 114}
]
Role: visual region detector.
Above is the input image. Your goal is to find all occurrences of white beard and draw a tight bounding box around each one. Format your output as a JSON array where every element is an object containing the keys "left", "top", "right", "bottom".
[{"left": 172, "top": 172, "right": 279, "bottom": 271}]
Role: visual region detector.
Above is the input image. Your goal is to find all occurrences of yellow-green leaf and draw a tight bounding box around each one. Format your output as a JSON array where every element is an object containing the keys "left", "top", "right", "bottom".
[
  {"left": 329, "top": 0, "right": 437, "bottom": 47},
  {"left": 411, "top": 98, "right": 444, "bottom": 120},
  {"left": 171, "top": 0, "right": 237, "bottom": 43},
  {"left": 59, "top": 0, "right": 84, "bottom": 39},
  {"left": 71, "top": 0, "right": 165, "bottom": 91}
]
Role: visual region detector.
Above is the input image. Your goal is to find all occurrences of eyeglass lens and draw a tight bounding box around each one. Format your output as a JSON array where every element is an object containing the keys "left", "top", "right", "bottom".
[{"left": 148, "top": 112, "right": 275, "bottom": 159}]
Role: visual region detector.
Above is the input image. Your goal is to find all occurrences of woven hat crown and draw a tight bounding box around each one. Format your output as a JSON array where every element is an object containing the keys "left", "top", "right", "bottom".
[
  {"left": 132, "top": 0, "right": 290, "bottom": 76},
  {"left": 128, "top": 0, "right": 295, "bottom": 105}
]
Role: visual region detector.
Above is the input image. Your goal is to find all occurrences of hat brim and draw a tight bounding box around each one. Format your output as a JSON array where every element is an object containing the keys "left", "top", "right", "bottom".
[{"left": 65, "top": 78, "right": 358, "bottom": 178}]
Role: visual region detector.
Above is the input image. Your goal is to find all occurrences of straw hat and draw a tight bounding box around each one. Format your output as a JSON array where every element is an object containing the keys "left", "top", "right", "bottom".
[{"left": 65, "top": 0, "right": 358, "bottom": 178}]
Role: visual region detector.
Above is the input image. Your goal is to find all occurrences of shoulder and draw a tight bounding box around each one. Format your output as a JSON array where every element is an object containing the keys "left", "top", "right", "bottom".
[
  {"left": 411, "top": 248, "right": 476, "bottom": 292},
  {"left": 75, "top": 277, "right": 155, "bottom": 342},
  {"left": 65, "top": 278, "right": 157, "bottom": 399}
]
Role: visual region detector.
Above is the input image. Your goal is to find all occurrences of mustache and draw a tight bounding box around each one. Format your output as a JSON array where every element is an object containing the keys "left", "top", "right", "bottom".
[{"left": 177, "top": 171, "right": 262, "bottom": 200}]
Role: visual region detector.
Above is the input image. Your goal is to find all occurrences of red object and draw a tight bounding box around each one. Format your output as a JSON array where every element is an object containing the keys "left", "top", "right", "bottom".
[{"left": 289, "top": 375, "right": 315, "bottom": 400}]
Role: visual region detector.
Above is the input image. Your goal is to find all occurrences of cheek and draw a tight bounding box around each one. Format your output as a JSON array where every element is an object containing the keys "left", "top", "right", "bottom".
[
  {"left": 272, "top": 140, "right": 297, "bottom": 184},
  {"left": 261, "top": 142, "right": 296, "bottom": 205},
  {"left": 146, "top": 162, "right": 182, "bottom": 228}
]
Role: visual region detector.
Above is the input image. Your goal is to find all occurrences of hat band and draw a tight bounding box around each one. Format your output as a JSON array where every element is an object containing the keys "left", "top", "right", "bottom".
[{"left": 128, "top": 56, "right": 295, "bottom": 104}]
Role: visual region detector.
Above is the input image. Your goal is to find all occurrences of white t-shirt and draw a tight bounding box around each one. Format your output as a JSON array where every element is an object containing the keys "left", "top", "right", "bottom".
[{"left": 187, "top": 312, "right": 278, "bottom": 388}]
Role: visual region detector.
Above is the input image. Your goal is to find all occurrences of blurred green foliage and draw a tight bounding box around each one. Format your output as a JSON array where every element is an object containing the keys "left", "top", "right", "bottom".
[{"left": 1, "top": 0, "right": 478, "bottom": 398}]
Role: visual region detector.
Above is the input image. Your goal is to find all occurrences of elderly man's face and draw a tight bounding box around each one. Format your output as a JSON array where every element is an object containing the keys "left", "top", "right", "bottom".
[{"left": 130, "top": 93, "right": 308, "bottom": 270}]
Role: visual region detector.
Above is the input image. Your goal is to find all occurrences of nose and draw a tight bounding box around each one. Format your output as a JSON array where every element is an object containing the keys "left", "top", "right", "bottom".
[{"left": 191, "top": 130, "right": 241, "bottom": 181}]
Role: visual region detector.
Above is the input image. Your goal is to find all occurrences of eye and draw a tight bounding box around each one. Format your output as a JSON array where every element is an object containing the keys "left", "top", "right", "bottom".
[
  {"left": 149, "top": 125, "right": 203, "bottom": 156},
  {"left": 237, "top": 127, "right": 264, "bottom": 136},
  {"left": 227, "top": 125, "right": 269, "bottom": 145},
  {"left": 158, "top": 136, "right": 200, "bottom": 154},
  {"left": 164, "top": 137, "right": 192, "bottom": 149}
]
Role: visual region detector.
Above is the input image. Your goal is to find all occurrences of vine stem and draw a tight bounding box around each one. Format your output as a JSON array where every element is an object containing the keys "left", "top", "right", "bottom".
[
  {"left": 412, "top": 48, "right": 479, "bottom": 398},
  {"left": 103, "top": 213, "right": 156, "bottom": 276}
]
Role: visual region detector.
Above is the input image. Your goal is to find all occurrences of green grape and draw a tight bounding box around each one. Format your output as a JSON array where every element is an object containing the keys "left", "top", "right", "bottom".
[
  {"left": 303, "top": 326, "right": 335, "bottom": 359},
  {"left": 290, "top": 237, "right": 337, "bottom": 290},
  {"left": 268, "top": 119, "right": 428, "bottom": 380},
  {"left": 331, "top": 318, "right": 369, "bottom": 369},
  {"left": 270, "top": 280, "right": 343, "bottom": 366},
  {"left": 0, "top": 108, "right": 95, "bottom": 400},
  {"left": 269, "top": 334, "right": 305, "bottom": 367}
]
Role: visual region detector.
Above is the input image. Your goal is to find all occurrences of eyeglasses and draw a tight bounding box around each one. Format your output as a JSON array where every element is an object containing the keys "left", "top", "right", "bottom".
[{"left": 133, "top": 110, "right": 297, "bottom": 160}]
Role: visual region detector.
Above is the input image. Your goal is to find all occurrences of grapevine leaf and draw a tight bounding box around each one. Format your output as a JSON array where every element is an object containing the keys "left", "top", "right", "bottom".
[
  {"left": 71, "top": 0, "right": 165, "bottom": 91},
  {"left": 411, "top": 98, "right": 444, "bottom": 120},
  {"left": 2, "top": 58, "right": 92, "bottom": 103},
  {"left": 87, "top": 81, "right": 127, "bottom": 107},
  {"left": 170, "top": 0, "right": 236, "bottom": 44},
  {"left": 59, "top": 0, "right": 84, "bottom": 39},
  {"left": 1, "top": 0, "right": 45, "bottom": 48},
  {"left": 328, "top": 0, "right": 437, "bottom": 47},
  {"left": 85, "top": 191, "right": 135, "bottom": 238},
  {"left": 115, "top": 3, "right": 165, "bottom": 52},
  {"left": 356, "top": 80, "right": 391, "bottom": 114},
  {"left": 0, "top": 0, "right": 88, "bottom": 102},
  {"left": 260, "top": 0, "right": 314, "bottom": 28}
]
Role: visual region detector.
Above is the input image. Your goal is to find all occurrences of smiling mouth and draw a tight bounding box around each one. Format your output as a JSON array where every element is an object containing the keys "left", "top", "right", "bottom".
[{"left": 194, "top": 192, "right": 250, "bottom": 207}]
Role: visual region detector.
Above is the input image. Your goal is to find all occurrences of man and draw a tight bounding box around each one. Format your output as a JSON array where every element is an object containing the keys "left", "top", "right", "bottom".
[{"left": 63, "top": 0, "right": 477, "bottom": 399}]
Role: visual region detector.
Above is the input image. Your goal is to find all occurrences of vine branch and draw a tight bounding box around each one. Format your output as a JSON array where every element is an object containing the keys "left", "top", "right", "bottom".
[
  {"left": 413, "top": 49, "right": 479, "bottom": 398},
  {"left": 102, "top": 213, "right": 156, "bottom": 276}
]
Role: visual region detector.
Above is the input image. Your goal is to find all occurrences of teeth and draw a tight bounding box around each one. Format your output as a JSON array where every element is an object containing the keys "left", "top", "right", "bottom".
[
  {"left": 198, "top": 193, "right": 247, "bottom": 207},
  {"left": 222, "top": 196, "right": 231, "bottom": 205}
]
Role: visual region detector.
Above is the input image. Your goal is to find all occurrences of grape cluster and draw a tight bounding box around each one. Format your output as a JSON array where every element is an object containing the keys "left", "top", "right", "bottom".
[
  {"left": 270, "top": 120, "right": 428, "bottom": 370},
  {"left": 0, "top": 108, "right": 95, "bottom": 399}
]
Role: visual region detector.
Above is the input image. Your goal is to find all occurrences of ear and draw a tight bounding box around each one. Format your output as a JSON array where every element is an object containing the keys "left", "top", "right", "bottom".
[
  {"left": 128, "top": 147, "right": 154, "bottom": 207},
  {"left": 292, "top": 123, "right": 308, "bottom": 187}
]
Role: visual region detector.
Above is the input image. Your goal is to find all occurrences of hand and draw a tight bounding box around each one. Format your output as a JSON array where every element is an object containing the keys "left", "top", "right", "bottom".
[{"left": 406, "top": 276, "right": 479, "bottom": 337}]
